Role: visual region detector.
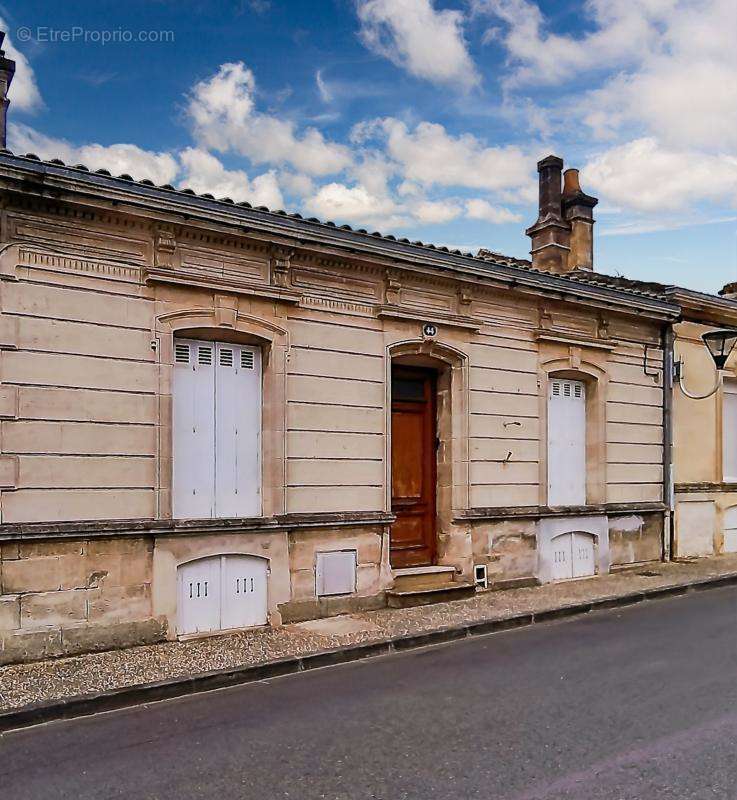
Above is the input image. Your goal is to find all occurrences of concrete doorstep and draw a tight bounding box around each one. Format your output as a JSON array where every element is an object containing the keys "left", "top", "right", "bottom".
[{"left": 2, "top": 565, "right": 737, "bottom": 734}]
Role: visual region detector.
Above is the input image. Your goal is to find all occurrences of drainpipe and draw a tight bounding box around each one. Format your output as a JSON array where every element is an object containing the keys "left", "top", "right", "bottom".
[{"left": 662, "top": 323, "right": 675, "bottom": 561}]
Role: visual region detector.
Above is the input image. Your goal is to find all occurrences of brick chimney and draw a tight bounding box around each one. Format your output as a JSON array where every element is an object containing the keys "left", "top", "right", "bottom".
[
  {"left": 0, "top": 32, "right": 15, "bottom": 150},
  {"left": 562, "top": 168, "right": 597, "bottom": 271},
  {"left": 525, "top": 155, "right": 569, "bottom": 273},
  {"left": 526, "top": 155, "right": 598, "bottom": 274}
]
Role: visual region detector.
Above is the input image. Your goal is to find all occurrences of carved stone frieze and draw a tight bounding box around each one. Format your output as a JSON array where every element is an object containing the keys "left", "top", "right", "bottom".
[{"left": 270, "top": 246, "right": 293, "bottom": 289}]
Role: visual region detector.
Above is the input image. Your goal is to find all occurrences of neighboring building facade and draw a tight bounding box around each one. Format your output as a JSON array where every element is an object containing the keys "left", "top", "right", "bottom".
[
  {"left": 670, "top": 288, "right": 737, "bottom": 558},
  {"left": 0, "top": 149, "right": 680, "bottom": 664}
]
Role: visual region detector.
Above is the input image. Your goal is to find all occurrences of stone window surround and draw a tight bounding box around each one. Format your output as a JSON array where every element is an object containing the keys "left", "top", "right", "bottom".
[
  {"left": 538, "top": 354, "right": 608, "bottom": 507},
  {"left": 155, "top": 307, "right": 289, "bottom": 521}
]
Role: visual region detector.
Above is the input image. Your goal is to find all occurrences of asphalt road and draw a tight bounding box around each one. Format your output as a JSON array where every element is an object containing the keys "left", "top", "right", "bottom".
[{"left": 4, "top": 586, "right": 737, "bottom": 800}]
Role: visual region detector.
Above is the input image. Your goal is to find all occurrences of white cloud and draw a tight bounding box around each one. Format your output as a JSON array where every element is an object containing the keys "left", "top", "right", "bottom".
[
  {"left": 350, "top": 150, "right": 396, "bottom": 197},
  {"left": 0, "top": 22, "right": 43, "bottom": 112},
  {"left": 583, "top": 0, "right": 737, "bottom": 150},
  {"left": 474, "top": 0, "right": 676, "bottom": 87},
  {"left": 279, "top": 170, "right": 314, "bottom": 198},
  {"left": 357, "top": 0, "right": 479, "bottom": 89},
  {"left": 411, "top": 199, "right": 462, "bottom": 224},
  {"left": 478, "top": 0, "right": 737, "bottom": 152},
  {"left": 465, "top": 198, "right": 522, "bottom": 223},
  {"left": 304, "top": 182, "right": 405, "bottom": 227},
  {"left": 8, "top": 123, "right": 178, "bottom": 183},
  {"left": 600, "top": 215, "right": 737, "bottom": 237},
  {"left": 582, "top": 137, "right": 737, "bottom": 213},
  {"left": 371, "top": 118, "right": 533, "bottom": 194},
  {"left": 315, "top": 70, "right": 332, "bottom": 103},
  {"left": 188, "top": 62, "right": 352, "bottom": 176},
  {"left": 178, "top": 148, "right": 284, "bottom": 208}
]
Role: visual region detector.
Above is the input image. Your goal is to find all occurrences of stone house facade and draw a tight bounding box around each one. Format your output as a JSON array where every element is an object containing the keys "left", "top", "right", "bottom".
[
  {"left": 0, "top": 148, "right": 680, "bottom": 665},
  {"left": 669, "top": 287, "right": 737, "bottom": 558}
]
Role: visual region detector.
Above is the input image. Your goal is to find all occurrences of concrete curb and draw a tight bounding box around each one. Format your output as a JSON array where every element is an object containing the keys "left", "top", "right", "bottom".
[{"left": 3, "top": 570, "right": 737, "bottom": 733}]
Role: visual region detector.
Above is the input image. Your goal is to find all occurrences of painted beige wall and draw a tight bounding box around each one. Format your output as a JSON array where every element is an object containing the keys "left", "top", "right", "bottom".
[
  {"left": 673, "top": 321, "right": 729, "bottom": 485},
  {"left": 672, "top": 320, "right": 737, "bottom": 556},
  {"left": 0, "top": 201, "right": 666, "bottom": 524}
]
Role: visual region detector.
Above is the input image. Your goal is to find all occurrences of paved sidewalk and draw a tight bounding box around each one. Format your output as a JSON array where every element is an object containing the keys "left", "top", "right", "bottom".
[{"left": 2, "top": 554, "right": 737, "bottom": 717}]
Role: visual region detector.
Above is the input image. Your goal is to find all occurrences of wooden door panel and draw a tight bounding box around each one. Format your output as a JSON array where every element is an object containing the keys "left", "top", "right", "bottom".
[
  {"left": 392, "top": 409, "right": 425, "bottom": 501},
  {"left": 390, "top": 367, "right": 436, "bottom": 568}
]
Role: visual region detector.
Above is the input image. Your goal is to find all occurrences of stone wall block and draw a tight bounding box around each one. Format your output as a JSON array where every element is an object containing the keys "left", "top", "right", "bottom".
[
  {"left": 85, "top": 553, "right": 123, "bottom": 587},
  {"left": 289, "top": 529, "right": 382, "bottom": 572},
  {"left": 86, "top": 536, "right": 151, "bottom": 557},
  {"left": 0, "top": 594, "right": 20, "bottom": 630},
  {"left": 0, "top": 542, "right": 19, "bottom": 560},
  {"left": 58, "top": 554, "right": 91, "bottom": 590},
  {"left": 118, "top": 550, "right": 152, "bottom": 586},
  {"left": 0, "top": 629, "right": 63, "bottom": 666},
  {"left": 20, "top": 589, "right": 87, "bottom": 629},
  {"left": 290, "top": 567, "right": 316, "bottom": 600},
  {"left": 87, "top": 583, "right": 152, "bottom": 624},
  {"left": 2, "top": 557, "right": 61, "bottom": 593},
  {"left": 355, "top": 563, "right": 380, "bottom": 595},
  {"left": 19, "top": 540, "right": 85, "bottom": 558},
  {"left": 0, "top": 384, "right": 18, "bottom": 419},
  {"left": 60, "top": 618, "right": 166, "bottom": 657}
]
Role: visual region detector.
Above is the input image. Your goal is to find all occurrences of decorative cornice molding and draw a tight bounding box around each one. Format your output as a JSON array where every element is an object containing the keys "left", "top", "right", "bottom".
[
  {"left": 0, "top": 510, "right": 396, "bottom": 542},
  {"left": 535, "top": 330, "right": 616, "bottom": 351}
]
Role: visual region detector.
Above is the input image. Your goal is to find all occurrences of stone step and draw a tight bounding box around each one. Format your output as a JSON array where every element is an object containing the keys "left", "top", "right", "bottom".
[
  {"left": 386, "top": 581, "right": 476, "bottom": 609},
  {"left": 392, "top": 565, "right": 457, "bottom": 592}
]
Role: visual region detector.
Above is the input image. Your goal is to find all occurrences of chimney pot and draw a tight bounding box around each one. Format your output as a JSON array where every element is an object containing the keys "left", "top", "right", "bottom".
[
  {"left": 563, "top": 168, "right": 581, "bottom": 197},
  {"left": 536, "top": 155, "right": 564, "bottom": 222},
  {"left": 562, "top": 169, "right": 598, "bottom": 271}
]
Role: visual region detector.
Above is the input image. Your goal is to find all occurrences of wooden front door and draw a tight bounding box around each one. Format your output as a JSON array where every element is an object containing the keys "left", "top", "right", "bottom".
[{"left": 390, "top": 366, "right": 437, "bottom": 568}]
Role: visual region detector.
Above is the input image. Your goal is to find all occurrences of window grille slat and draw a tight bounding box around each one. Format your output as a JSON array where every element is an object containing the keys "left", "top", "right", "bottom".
[
  {"left": 219, "top": 348, "right": 234, "bottom": 367},
  {"left": 174, "top": 343, "right": 190, "bottom": 364}
]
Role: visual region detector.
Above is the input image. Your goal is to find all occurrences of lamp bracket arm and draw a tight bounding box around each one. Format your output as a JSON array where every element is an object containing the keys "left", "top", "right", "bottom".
[{"left": 674, "top": 357, "right": 722, "bottom": 399}]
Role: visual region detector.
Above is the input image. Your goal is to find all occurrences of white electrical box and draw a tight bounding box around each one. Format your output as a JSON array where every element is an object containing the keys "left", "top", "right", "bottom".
[{"left": 315, "top": 550, "right": 357, "bottom": 597}]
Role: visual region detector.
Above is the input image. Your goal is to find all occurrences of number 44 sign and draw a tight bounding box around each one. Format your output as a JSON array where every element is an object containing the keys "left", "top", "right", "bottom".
[{"left": 422, "top": 322, "right": 438, "bottom": 338}]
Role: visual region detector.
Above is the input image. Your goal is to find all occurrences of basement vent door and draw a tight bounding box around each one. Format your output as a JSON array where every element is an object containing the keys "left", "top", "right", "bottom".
[
  {"left": 547, "top": 379, "right": 586, "bottom": 506},
  {"left": 173, "top": 339, "right": 261, "bottom": 519},
  {"left": 550, "top": 532, "right": 595, "bottom": 582},
  {"left": 315, "top": 550, "right": 357, "bottom": 597},
  {"left": 178, "top": 555, "right": 268, "bottom": 635}
]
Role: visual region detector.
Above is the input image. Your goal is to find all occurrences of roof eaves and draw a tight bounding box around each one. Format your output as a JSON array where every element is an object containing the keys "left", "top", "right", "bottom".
[{"left": 0, "top": 150, "right": 680, "bottom": 318}]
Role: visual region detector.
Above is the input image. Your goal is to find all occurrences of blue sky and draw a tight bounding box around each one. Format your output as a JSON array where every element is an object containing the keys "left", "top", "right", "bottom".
[{"left": 2, "top": 0, "right": 735, "bottom": 292}]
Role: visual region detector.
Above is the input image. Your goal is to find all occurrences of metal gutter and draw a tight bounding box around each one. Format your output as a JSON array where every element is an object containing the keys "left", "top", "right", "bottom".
[
  {"left": 662, "top": 323, "right": 675, "bottom": 561},
  {"left": 0, "top": 153, "right": 680, "bottom": 320}
]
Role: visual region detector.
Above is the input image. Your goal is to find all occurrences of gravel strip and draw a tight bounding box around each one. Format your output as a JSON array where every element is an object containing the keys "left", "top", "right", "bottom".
[{"left": 2, "top": 555, "right": 737, "bottom": 712}]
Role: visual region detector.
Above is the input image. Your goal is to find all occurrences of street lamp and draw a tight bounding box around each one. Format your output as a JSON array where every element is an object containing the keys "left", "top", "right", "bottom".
[{"left": 675, "top": 329, "right": 737, "bottom": 399}]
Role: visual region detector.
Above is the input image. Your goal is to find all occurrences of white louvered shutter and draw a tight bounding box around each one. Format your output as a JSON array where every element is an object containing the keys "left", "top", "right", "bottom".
[
  {"left": 172, "top": 340, "right": 216, "bottom": 518},
  {"left": 547, "top": 379, "right": 587, "bottom": 506},
  {"left": 215, "top": 343, "right": 261, "bottom": 517}
]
